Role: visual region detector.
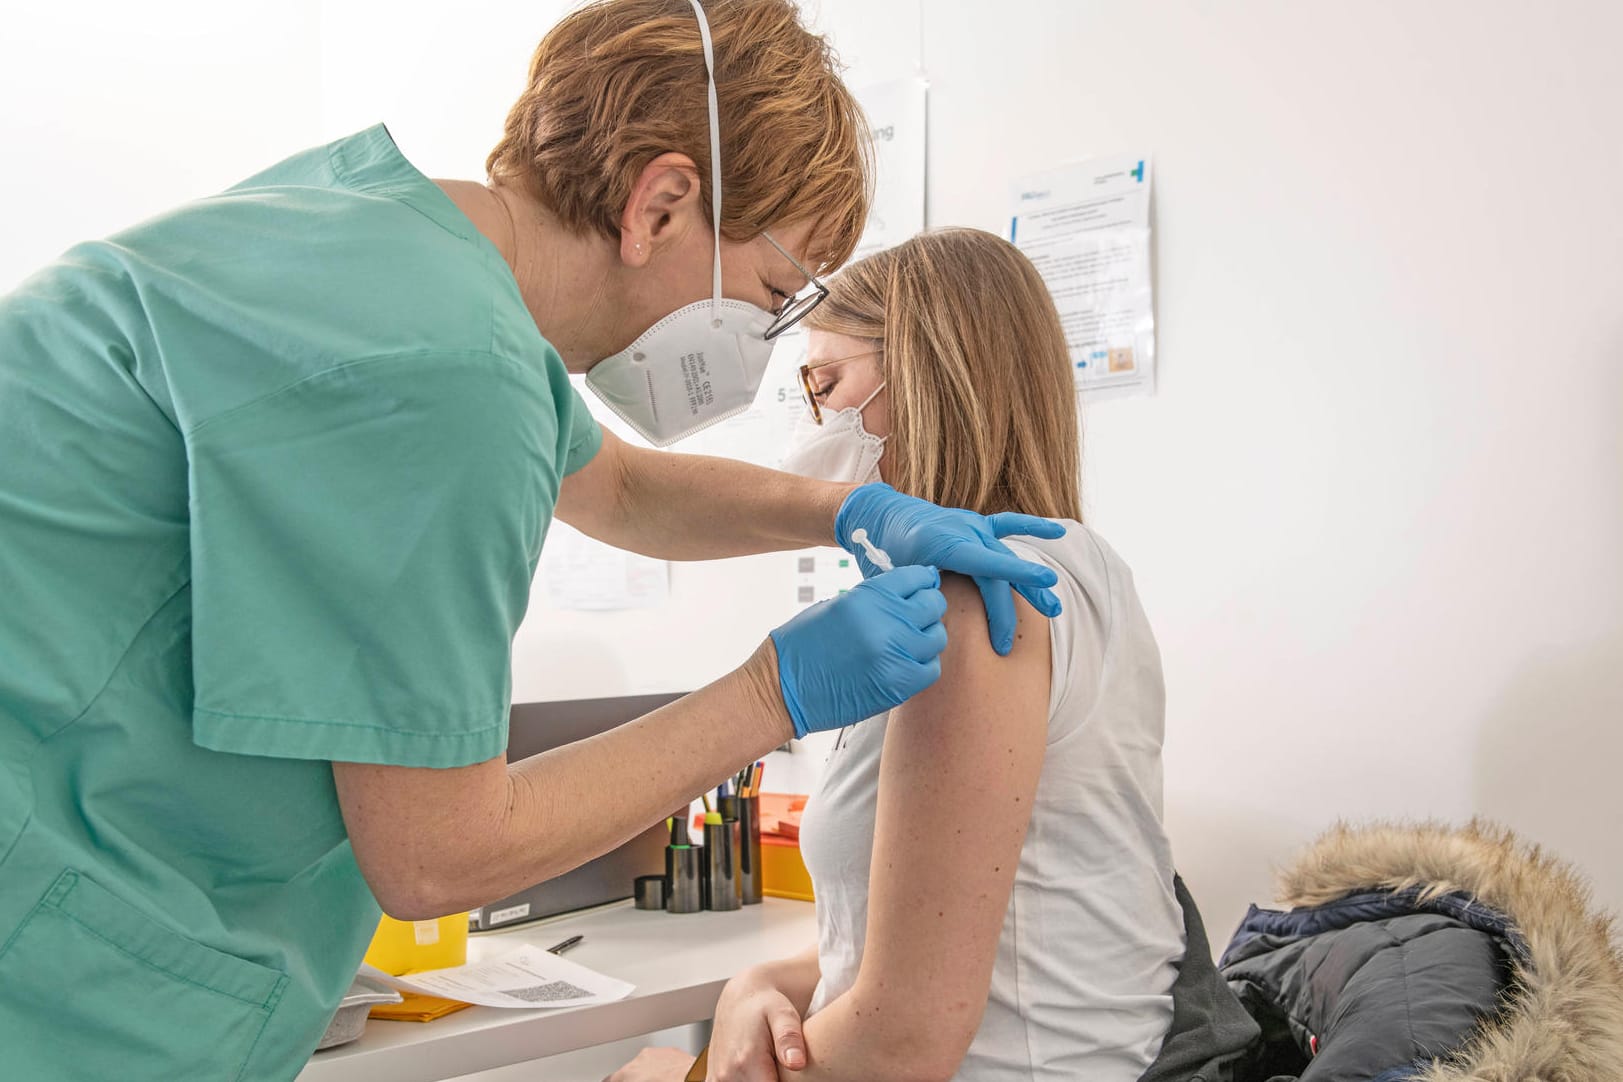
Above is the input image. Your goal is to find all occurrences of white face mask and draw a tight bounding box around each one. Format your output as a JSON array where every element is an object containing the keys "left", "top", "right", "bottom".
[
  {"left": 584, "top": 0, "right": 777, "bottom": 447},
  {"left": 780, "top": 383, "right": 888, "bottom": 485}
]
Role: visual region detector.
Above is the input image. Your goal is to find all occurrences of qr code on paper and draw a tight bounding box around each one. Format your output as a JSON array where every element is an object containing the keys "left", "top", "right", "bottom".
[{"left": 504, "top": 980, "right": 591, "bottom": 1003}]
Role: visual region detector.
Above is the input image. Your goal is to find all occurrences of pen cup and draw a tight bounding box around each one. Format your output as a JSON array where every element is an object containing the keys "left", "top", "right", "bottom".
[
  {"left": 634, "top": 874, "right": 667, "bottom": 911},
  {"left": 667, "top": 846, "right": 704, "bottom": 914},
  {"left": 738, "top": 795, "right": 763, "bottom": 905},
  {"left": 704, "top": 817, "right": 742, "bottom": 912}
]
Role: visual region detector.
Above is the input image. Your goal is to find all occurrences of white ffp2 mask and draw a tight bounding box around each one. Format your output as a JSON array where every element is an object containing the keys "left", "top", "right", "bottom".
[
  {"left": 584, "top": 0, "right": 777, "bottom": 447},
  {"left": 780, "top": 383, "right": 888, "bottom": 485},
  {"left": 584, "top": 300, "right": 775, "bottom": 448}
]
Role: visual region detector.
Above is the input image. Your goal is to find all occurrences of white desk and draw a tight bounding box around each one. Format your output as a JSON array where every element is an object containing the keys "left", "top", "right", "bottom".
[{"left": 298, "top": 898, "right": 817, "bottom": 1082}]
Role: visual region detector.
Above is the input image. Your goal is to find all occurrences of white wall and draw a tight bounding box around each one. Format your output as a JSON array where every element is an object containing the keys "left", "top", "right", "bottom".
[
  {"left": 9, "top": 1, "right": 1619, "bottom": 947},
  {"left": 840, "top": 0, "right": 1621, "bottom": 936},
  {"left": 0, "top": 0, "right": 322, "bottom": 291}
]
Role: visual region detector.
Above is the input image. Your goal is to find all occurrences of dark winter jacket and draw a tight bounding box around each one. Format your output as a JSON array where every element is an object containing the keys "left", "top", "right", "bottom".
[
  {"left": 1136, "top": 821, "right": 1623, "bottom": 1082},
  {"left": 1220, "top": 886, "right": 1518, "bottom": 1079}
]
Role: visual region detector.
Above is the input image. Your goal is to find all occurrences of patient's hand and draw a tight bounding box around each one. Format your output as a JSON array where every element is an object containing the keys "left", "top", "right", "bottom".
[
  {"left": 707, "top": 969, "right": 808, "bottom": 1080},
  {"left": 604, "top": 1046, "right": 694, "bottom": 1082}
]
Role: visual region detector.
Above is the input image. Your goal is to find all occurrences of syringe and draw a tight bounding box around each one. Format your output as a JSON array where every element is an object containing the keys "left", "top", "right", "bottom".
[{"left": 848, "top": 528, "right": 895, "bottom": 572}]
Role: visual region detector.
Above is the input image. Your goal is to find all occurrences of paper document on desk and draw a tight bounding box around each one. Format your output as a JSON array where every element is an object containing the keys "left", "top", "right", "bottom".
[{"left": 361, "top": 945, "right": 634, "bottom": 1009}]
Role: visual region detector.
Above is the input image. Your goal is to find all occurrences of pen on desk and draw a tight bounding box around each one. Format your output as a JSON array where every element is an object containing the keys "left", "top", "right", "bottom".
[{"left": 546, "top": 935, "right": 583, "bottom": 955}]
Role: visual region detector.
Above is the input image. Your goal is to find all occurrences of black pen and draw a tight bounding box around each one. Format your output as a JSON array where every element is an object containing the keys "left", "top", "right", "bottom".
[{"left": 546, "top": 934, "right": 583, "bottom": 955}]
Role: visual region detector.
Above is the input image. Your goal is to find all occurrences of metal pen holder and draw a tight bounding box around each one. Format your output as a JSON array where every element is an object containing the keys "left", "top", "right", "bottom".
[
  {"left": 667, "top": 846, "right": 704, "bottom": 914},
  {"left": 704, "top": 816, "right": 742, "bottom": 912},
  {"left": 737, "top": 795, "right": 763, "bottom": 905}
]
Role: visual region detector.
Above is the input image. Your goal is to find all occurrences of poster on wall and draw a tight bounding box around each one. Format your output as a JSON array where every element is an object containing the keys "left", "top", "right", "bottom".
[
  {"left": 1010, "top": 154, "right": 1156, "bottom": 398},
  {"left": 539, "top": 520, "right": 668, "bottom": 612},
  {"left": 851, "top": 76, "right": 929, "bottom": 260}
]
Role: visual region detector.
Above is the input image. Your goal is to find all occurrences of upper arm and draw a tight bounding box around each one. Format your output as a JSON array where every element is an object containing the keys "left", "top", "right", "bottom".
[
  {"left": 555, "top": 424, "right": 630, "bottom": 537},
  {"left": 849, "top": 573, "right": 1052, "bottom": 1069}
]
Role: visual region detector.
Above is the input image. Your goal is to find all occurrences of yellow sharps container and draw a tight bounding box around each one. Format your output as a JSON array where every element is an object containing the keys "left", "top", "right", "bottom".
[{"left": 362, "top": 913, "right": 469, "bottom": 975}]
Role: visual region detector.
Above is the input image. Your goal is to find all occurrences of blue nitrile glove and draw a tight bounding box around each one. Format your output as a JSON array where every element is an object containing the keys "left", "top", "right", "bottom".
[
  {"left": 768, "top": 565, "right": 949, "bottom": 738},
  {"left": 835, "top": 483, "right": 1067, "bottom": 657}
]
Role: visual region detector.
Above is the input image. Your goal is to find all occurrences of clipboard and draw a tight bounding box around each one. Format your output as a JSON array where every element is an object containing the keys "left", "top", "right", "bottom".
[{"left": 684, "top": 1046, "right": 710, "bottom": 1082}]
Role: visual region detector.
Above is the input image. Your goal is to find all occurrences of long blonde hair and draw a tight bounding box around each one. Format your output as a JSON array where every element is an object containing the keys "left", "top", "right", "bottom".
[{"left": 805, "top": 228, "right": 1082, "bottom": 521}]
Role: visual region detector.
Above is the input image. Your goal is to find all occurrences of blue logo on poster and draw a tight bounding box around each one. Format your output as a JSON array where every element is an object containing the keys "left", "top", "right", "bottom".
[{"left": 1131, "top": 160, "right": 1145, "bottom": 182}]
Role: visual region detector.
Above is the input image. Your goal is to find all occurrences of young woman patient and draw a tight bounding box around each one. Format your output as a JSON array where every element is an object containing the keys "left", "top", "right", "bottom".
[{"left": 611, "top": 228, "right": 1185, "bottom": 1082}]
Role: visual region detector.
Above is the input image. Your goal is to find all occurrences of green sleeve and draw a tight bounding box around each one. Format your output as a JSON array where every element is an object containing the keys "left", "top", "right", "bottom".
[
  {"left": 561, "top": 380, "right": 603, "bottom": 476},
  {"left": 186, "top": 351, "right": 562, "bottom": 766}
]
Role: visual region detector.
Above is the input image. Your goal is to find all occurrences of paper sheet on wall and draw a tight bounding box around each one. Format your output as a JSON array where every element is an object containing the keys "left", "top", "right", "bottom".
[
  {"left": 360, "top": 945, "right": 633, "bottom": 1009},
  {"left": 539, "top": 520, "right": 668, "bottom": 611},
  {"left": 852, "top": 76, "right": 928, "bottom": 260},
  {"left": 1011, "top": 155, "right": 1156, "bottom": 398}
]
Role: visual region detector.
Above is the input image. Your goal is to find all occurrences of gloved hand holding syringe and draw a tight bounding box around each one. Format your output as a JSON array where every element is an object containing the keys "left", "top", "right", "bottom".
[
  {"left": 834, "top": 482, "right": 1064, "bottom": 656},
  {"left": 763, "top": 483, "right": 1066, "bottom": 736}
]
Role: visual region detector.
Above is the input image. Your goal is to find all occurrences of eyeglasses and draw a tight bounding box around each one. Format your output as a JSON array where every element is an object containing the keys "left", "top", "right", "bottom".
[
  {"left": 797, "top": 350, "right": 882, "bottom": 425},
  {"left": 760, "top": 232, "right": 829, "bottom": 341}
]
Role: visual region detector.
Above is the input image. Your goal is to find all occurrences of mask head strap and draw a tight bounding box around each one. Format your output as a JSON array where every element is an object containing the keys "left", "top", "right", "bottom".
[
  {"left": 856, "top": 382, "right": 887, "bottom": 414},
  {"left": 687, "top": 0, "right": 724, "bottom": 319}
]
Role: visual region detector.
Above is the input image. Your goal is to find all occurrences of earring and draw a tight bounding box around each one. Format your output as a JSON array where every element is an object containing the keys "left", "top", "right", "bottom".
[{"left": 634, "top": 242, "right": 644, "bottom": 254}]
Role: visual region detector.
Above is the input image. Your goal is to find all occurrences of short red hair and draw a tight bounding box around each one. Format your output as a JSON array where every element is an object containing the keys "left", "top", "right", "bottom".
[{"left": 487, "top": 0, "right": 872, "bottom": 270}]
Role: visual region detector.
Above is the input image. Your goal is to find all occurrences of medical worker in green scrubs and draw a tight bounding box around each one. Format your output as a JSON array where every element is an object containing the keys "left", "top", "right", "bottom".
[{"left": 0, "top": 1, "right": 1069, "bottom": 1077}]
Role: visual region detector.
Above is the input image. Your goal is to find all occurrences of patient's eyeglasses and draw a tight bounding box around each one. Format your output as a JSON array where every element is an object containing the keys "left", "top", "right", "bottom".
[
  {"left": 761, "top": 232, "right": 829, "bottom": 341},
  {"left": 797, "top": 350, "right": 883, "bottom": 425}
]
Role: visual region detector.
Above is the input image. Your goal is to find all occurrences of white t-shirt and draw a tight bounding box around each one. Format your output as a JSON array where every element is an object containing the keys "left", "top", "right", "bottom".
[{"left": 798, "top": 524, "right": 1186, "bottom": 1081}]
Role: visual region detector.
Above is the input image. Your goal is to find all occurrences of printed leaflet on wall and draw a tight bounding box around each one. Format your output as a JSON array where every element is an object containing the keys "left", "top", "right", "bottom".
[
  {"left": 1011, "top": 155, "right": 1156, "bottom": 397},
  {"left": 539, "top": 520, "right": 668, "bottom": 611}
]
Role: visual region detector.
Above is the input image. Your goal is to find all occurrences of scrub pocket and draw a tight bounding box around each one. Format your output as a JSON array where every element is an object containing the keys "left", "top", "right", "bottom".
[{"left": 0, "top": 869, "right": 288, "bottom": 1082}]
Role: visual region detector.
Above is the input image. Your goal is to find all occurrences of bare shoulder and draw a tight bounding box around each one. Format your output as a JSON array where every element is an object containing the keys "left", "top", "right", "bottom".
[{"left": 935, "top": 572, "right": 1053, "bottom": 677}]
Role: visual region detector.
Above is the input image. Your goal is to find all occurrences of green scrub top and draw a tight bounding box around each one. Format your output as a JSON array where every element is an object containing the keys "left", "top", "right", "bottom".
[{"left": 0, "top": 126, "right": 602, "bottom": 1079}]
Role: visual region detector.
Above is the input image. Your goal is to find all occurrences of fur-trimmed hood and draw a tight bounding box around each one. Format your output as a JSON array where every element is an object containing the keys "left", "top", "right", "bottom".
[{"left": 1273, "top": 820, "right": 1623, "bottom": 1082}]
